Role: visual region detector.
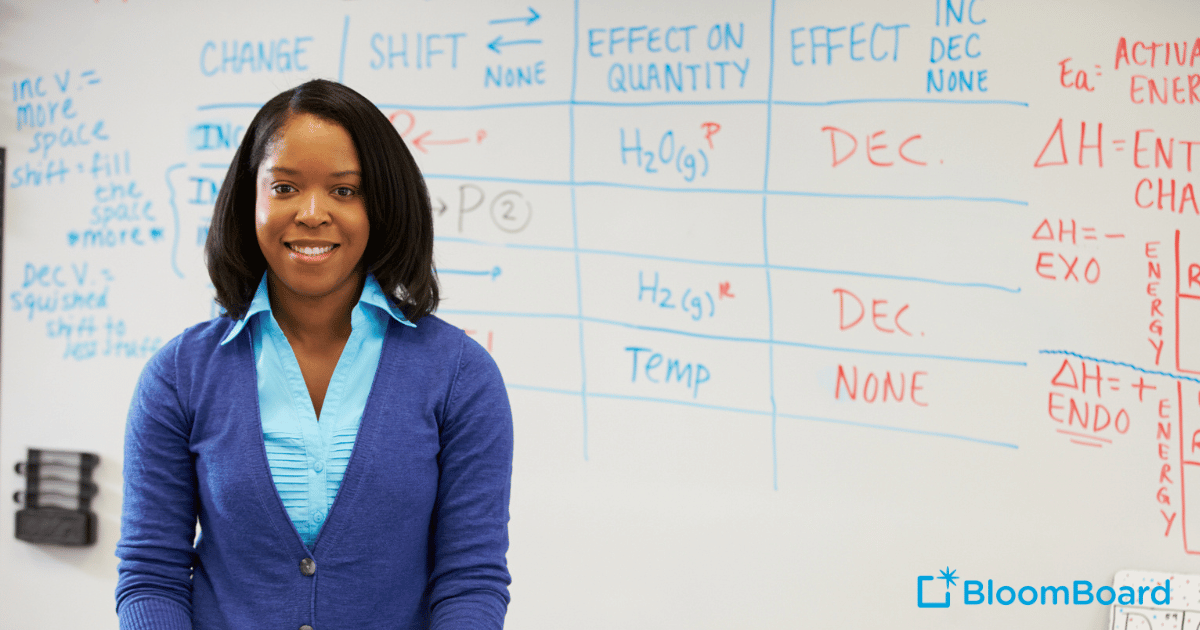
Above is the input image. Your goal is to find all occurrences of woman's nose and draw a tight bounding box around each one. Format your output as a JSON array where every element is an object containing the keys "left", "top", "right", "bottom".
[{"left": 295, "top": 193, "right": 330, "bottom": 227}]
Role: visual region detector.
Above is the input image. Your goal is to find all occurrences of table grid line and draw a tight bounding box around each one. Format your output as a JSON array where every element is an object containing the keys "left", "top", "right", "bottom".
[
  {"left": 421, "top": 173, "right": 1030, "bottom": 205},
  {"left": 439, "top": 308, "right": 1027, "bottom": 366},
  {"left": 435, "top": 235, "right": 1022, "bottom": 293},
  {"left": 762, "top": 0, "right": 781, "bottom": 489},
  {"left": 199, "top": 98, "right": 1031, "bottom": 112},
  {"left": 503, "top": 384, "right": 1019, "bottom": 450},
  {"left": 568, "top": 0, "right": 589, "bottom": 461}
]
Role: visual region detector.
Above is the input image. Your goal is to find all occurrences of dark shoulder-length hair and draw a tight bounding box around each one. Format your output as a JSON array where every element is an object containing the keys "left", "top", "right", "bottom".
[{"left": 205, "top": 78, "right": 438, "bottom": 321}]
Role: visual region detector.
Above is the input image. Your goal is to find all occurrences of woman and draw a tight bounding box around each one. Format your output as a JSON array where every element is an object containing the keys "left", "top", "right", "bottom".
[{"left": 115, "top": 79, "right": 513, "bottom": 630}]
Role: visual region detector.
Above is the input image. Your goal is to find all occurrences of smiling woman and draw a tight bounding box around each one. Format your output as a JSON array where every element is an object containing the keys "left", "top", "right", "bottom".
[
  {"left": 255, "top": 113, "right": 370, "bottom": 304},
  {"left": 114, "top": 80, "right": 513, "bottom": 630}
]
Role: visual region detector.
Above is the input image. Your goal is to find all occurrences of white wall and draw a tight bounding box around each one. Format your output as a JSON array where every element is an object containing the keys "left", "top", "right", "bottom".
[{"left": 2, "top": 0, "right": 1199, "bottom": 628}]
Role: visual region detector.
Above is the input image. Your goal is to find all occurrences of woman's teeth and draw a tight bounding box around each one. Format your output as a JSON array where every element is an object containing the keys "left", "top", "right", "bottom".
[{"left": 290, "top": 244, "right": 335, "bottom": 256}]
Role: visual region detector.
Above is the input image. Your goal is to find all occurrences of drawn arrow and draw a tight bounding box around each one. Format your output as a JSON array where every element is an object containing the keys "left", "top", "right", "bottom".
[
  {"left": 487, "top": 35, "right": 542, "bottom": 54},
  {"left": 488, "top": 7, "right": 540, "bottom": 26},
  {"left": 433, "top": 197, "right": 448, "bottom": 215},
  {"left": 441, "top": 266, "right": 502, "bottom": 280},
  {"left": 411, "top": 130, "right": 470, "bottom": 154}
]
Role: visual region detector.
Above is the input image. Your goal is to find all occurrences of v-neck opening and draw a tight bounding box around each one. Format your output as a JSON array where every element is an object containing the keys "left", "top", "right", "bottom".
[{"left": 251, "top": 307, "right": 393, "bottom": 551}]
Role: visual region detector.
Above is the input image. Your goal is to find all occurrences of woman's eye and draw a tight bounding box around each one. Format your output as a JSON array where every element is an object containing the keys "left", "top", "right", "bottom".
[
  {"left": 334, "top": 186, "right": 357, "bottom": 198},
  {"left": 272, "top": 184, "right": 296, "bottom": 194}
]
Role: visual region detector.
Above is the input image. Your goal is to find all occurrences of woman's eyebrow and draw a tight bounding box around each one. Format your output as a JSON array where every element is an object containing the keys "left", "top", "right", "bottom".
[{"left": 264, "top": 167, "right": 361, "bottom": 177}]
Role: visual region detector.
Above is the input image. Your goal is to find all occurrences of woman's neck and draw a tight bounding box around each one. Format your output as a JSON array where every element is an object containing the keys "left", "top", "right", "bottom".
[{"left": 266, "top": 270, "right": 363, "bottom": 346}]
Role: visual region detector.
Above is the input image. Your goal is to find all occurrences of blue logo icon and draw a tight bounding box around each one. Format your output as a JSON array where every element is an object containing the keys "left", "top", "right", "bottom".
[{"left": 917, "top": 567, "right": 956, "bottom": 608}]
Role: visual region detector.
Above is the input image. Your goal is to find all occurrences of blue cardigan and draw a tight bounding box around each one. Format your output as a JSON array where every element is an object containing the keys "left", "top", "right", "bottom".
[{"left": 115, "top": 314, "right": 513, "bottom": 630}]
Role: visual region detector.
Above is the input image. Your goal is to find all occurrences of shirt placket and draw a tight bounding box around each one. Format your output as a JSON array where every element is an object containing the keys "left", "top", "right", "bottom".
[{"left": 269, "top": 314, "right": 330, "bottom": 541}]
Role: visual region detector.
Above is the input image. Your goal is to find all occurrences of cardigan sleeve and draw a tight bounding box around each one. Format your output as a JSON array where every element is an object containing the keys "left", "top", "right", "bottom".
[
  {"left": 114, "top": 337, "right": 197, "bottom": 630},
  {"left": 428, "top": 334, "right": 514, "bottom": 630}
]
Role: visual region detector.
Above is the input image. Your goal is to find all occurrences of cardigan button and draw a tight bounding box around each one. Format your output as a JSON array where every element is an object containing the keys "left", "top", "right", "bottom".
[
  {"left": 299, "top": 558, "right": 316, "bottom": 576},
  {"left": 300, "top": 625, "right": 314, "bottom": 630}
]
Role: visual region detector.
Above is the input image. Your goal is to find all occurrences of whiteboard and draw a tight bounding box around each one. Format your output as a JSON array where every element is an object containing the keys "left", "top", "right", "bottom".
[{"left": 2, "top": 0, "right": 1200, "bottom": 628}]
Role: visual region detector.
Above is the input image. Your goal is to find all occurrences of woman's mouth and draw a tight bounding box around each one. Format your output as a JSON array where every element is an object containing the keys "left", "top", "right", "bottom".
[{"left": 288, "top": 243, "right": 337, "bottom": 256}]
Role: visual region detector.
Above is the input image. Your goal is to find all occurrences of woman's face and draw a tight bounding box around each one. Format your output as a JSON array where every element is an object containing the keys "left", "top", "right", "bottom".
[{"left": 255, "top": 112, "right": 369, "bottom": 303}]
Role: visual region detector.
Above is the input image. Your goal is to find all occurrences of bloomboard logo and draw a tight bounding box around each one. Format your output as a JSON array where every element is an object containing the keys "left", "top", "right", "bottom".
[{"left": 917, "top": 567, "right": 1172, "bottom": 608}]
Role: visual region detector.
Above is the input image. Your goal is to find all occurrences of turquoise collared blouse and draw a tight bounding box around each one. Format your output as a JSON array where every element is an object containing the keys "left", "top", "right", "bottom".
[{"left": 220, "top": 273, "right": 414, "bottom": 548}]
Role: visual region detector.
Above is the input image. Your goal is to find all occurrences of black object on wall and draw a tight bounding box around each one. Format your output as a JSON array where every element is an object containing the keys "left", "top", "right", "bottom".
[{"left": 14, "top": 449, "right": 100, "bottom": 546}]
